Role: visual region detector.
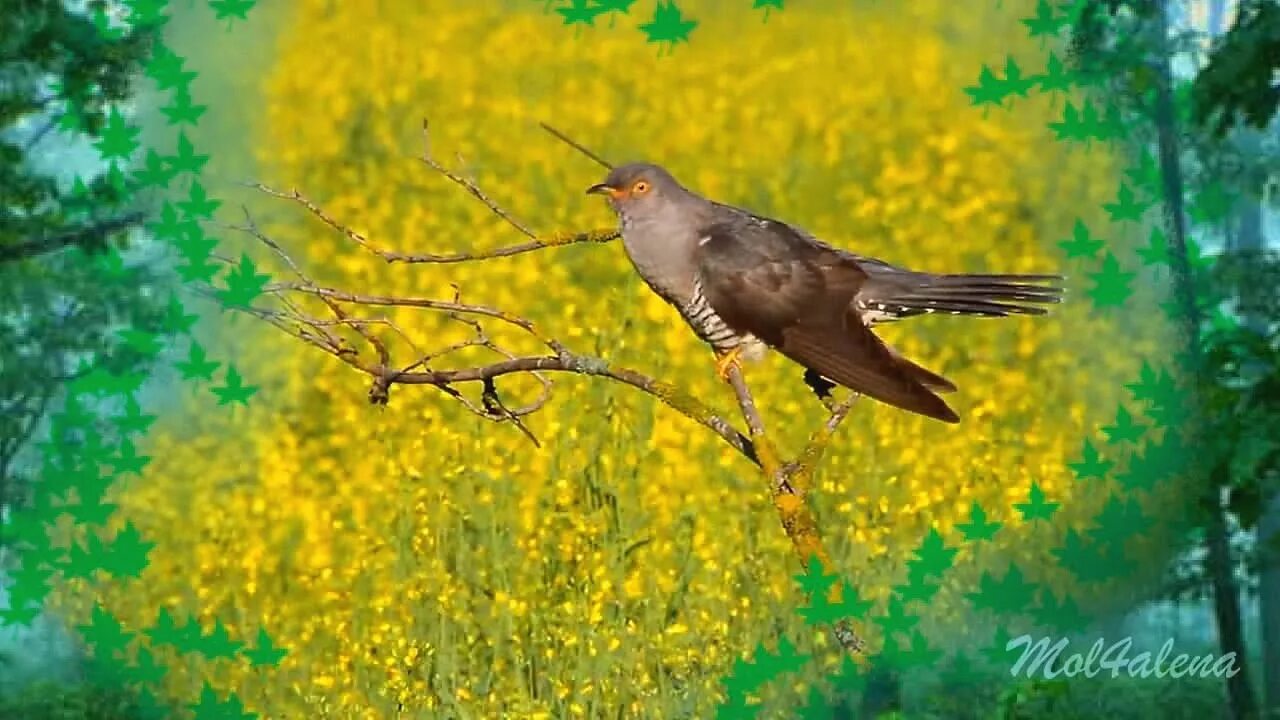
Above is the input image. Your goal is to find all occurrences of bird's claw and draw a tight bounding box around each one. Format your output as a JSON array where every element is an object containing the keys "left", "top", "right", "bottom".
[{"left": 715, "top": 347, "right": 743, "bottom": 382}]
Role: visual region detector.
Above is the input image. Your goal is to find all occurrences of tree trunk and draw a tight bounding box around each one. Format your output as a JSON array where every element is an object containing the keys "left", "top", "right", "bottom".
[
  {"left": 1237, "top": 127, "right": 1279, "bottom": 719},
  {"left": 1152, "top": 1, "right": 1257, "bottom": 717}
]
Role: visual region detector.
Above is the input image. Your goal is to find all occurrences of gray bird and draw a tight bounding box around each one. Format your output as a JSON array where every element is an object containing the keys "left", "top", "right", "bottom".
[{"left": 587, "top": 162, "right": 1064, "bottom": 424}]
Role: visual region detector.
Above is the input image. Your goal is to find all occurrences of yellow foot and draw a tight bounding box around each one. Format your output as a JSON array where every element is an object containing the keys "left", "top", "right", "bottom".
[{"left": 714, "top": 347, "right": 744, "bottom": 382}]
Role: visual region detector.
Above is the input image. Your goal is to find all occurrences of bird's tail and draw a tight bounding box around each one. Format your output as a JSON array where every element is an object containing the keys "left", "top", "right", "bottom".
[{"left": 892, "top": 273, "right": 1065, "bottom": 318}]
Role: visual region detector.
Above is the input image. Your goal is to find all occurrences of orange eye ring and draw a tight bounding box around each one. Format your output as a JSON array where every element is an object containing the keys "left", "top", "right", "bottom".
[{"left": 632, "top": 181, "right": 650, "bottom": 194}]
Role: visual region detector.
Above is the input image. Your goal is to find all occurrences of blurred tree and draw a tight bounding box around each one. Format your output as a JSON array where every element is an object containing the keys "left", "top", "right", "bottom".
[
  {"left": 0, "top": 2, "right": 162, "bottom": 535},
  {"left": 1068, "top": 0, "right": 1280, "bottom": 717}
]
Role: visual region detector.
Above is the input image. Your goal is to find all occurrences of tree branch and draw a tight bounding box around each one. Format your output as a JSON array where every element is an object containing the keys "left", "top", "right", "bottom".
[{"left": 0, "top": 211, "right": 147, "bottom": 264}]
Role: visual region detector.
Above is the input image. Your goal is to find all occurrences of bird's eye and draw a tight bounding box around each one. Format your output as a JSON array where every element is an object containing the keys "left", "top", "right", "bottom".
[{"left": 632, "top": 181, "right": 650, "bottom": 194}]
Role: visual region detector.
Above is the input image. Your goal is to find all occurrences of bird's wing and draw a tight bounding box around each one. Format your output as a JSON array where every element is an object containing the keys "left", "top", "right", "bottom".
[{"left": 694, "top": 213, "right": 959, "bottom": 423}]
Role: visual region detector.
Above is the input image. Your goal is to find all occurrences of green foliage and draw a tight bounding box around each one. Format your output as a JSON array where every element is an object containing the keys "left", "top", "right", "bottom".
[
  {"left": 0, "top": 0, "right": 155, "bottom": 251},
  {"left": 1191, "top": 0, "right": 1280, "bottom": 137},
  {"left": 0, "top": 1, "right": 167, "bottom": 512},
  {"left": 0, "top": 680, "right": 160, "bottom": 720},
  {"left": 907, "top": 673, "right": 1228, "bottom": 720}
]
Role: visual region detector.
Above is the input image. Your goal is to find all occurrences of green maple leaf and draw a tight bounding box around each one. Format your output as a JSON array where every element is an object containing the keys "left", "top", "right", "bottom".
[
  {"left": 209, "top": 0, "right": 256, "bottom": 23},
  {"left": 967, "top": 563, "right": 1036, "bottom": 613},
  {"left": 720, "top": 654, "right": 770, "bottom": 704},
  {"left": 168, "top": 131, "right": 210, "bottom": 175},
  {"left": 1015, "top": 481, "right": 1059, "bottom": 522},
  {"left": 1127, "top": 363, "right": 1180, "bottom": 412},
  {"left": 100, "top": 523, "right": 156, "bottom": 579},
  {"left": 885, "top": 630, "right": 944, "bottom": 670},
  {"left": 1125, "top": 361, "right": 1160, "bottom": 403},
  {"left": 117, "top": 328, "right": 164, "bottom": 357},
  {"left": 1189, "top": 181, "right": 1232, "bottom": 224},
  {"left": 212, "top": 365, "right": 258, "bottom": 406},
  {"left": 1124, "top": 150, "right": 1162, "bottom": 197},
  {"left": 111, "top": 439, "right": 152, "bottom": 476},
  {"left": 873, "top": 597, "right": 919, "bottom": 637},
  {"left": 831, "top": 581, "right": 875, "bottom": 619},
  {"left": 134, "top": 150, "right": 175, "bottom": 188},
  {"left": 1036, "top": 52, "right": 1075, "bottom": 93},
  {"left": 1102, "top": 405, "right": 1146, "bottom": 445},
  {"left": 639, "top": 0, "right": 697, "bottom": 55},
  {"left": 1002, "top": 57, "right": 1034, "bottom": 97},
  {"left": 112, "top": 396, "right": 158, "bottom": 436},
  {"left": 896, "top": 575, "right": 940, "bottom": 605},
  {"left": 189, "top": 683, "right": 254, "bottom": 720},
  {"left": 982, "top": 626, "right": 1019, "bottom": 667},
  {"left": 1087, "top": 252, "right": 1136, "bottom": 308},
  {"left": 65, "top": 500, "right": 118, "bottom": 530},
  {"left": 753, "top": 0, "right": 784, "bottom": 22},
  {"left": 174, "top": 224, "right": 220, "bottom": 262},
  {"left": 178, "top": 257, "right": 222, "bottom": 283},
  {"left": 964, "top": 64, "right": 1009, "bottom": 107},
  {"left": 1068, "top": 438, "right": 1113, "bottom": 481},
  {"left": 161, "top": 87, "right": 208, "bottom": 126},
  {"left": 147, "top": 607, "right": 188, "bottom": 647},
  {"left": 123, "top": 0, "right": 170, "bottom": 26},
  {"left": 125, "top": 645, "right": 168, "bottom": 686},
  {"left": 243, "top": 627, "right": 289, "bottom": 666},
  {"left": 93, "top": 108, "right": 141, "bottom": 161},
  {"left": 956, "top": 501, "right": 1002, "bottom": 541},
  {"left": 194, "top": 618, "right": 246, "bottom": 659},
  {"left": 1089, "top": 494, "right": 1149, "bottom": 548},
  {"left": 79, "top": 605, "right": 134, "bottom": 658},
  {"left": 794, "top": 554, "right": 838, "bottom": 597},
  {"left": 1, "top": 603, "right": 42, "bottom": 627},
  {"left": 1095, "top": 102, "right": 1126, "bottom": 140},
  {"left": 1021, "top": 0, "right": 1063, "bottom": 39},
  {"left": 798, "top": 580, "right": 873, "bottom": 625},
  {"left": 1053, "top": 529, "right": 1123, "bottom": 583},
  {"left": 557, "top": 0, "right": 602, "bottom": 29},
  {"left": 58, "top": 104, "right": 85, "bottom": 132},
  {"left": 1034, "top": 590, "right": 1091, "bottom": 634},
  {"left": 91, "top": 5, "right": 125, "bottom": 40},
  {"left": 5, "top": 563, "right": 54, "bottom": 609},
  {"left": 161, "top": 294, "right": 200, "bottom": 334},
  {"left": 147, "top": 44, "right": 198, "bottom": 91},
  {"left": 910, "top": 528, "right": 957, "bottom": 578},
  {"left": 1048, "top": 100, "right": 1089, "bottom": 141},
  {"left": 177, "top": 342, "right": 221, "bottom": 380},
  {"left": 1137, "top": 226, "right": 1170, "bottom": 266},
  {"left": 1057, "top": 218, "right": 1104, "bottom": 258},
  {"left": 219, "top": 254, "right": 271, "bottom": 308},
  {"left": 148, "top": 202, "right": 196, "bottom": 243},
  {"left": 1103, "top": 183, "right": 1151, "bottom": 222},
  {"left": 178, "top": 181, "right": 222, "bottom": 219}
]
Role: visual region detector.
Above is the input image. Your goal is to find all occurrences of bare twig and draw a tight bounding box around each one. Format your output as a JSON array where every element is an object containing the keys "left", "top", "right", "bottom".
[{"left": 245, "top": 181, "right": 617, "bottom": 266}]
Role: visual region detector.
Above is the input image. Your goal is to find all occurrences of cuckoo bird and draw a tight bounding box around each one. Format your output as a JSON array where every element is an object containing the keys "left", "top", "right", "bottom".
[{"left": 587, "top": 162, "right": 1065, "bottom": 424}]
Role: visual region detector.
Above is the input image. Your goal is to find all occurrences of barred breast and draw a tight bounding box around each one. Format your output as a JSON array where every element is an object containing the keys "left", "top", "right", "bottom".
[{"left": 684, "top": 275, "right": 768, "bottom": 360}]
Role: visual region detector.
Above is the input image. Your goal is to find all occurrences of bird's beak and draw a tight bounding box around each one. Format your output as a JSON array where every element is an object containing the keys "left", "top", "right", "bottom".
[{"left": 586, "top": 183, "right": 621, "bottom": 199}]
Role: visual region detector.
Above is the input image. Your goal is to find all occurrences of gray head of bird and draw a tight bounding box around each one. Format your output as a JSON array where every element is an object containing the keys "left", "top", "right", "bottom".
[{"left": 586, "top": 162, "right": 689, "bottom": 222}]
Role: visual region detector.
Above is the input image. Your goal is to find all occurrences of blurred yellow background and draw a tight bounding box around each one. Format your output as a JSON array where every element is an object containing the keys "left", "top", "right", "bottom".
[{"left": 62, "top": 1, "right": 1178, "bottom": 717}]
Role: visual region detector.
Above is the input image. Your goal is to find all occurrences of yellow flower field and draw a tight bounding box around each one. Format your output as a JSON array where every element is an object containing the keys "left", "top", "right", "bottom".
[{"left": 60, "top": 1, "right": 1179, "bottom": 717}]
